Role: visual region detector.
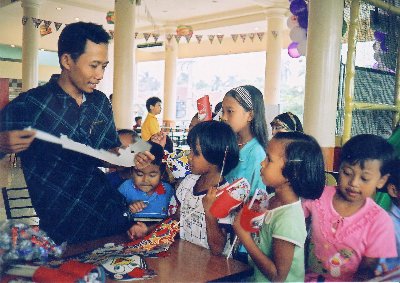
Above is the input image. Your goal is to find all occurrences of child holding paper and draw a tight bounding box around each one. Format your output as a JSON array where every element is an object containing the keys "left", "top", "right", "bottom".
[
  {"left": 233, "top": 132, "right": 325, "bottom": 282},
  {"left": 175, "top": 120, "right": 239, "bottom": 255}
]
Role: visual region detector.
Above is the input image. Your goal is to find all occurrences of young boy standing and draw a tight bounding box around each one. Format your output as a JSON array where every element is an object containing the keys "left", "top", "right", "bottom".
[{"left": 141, "top": 97, "right": 162, "bottom": 141}]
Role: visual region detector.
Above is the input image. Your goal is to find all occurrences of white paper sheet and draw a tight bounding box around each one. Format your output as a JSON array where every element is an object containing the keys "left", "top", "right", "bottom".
[{"left": 26, "top": 127, "right": 136, "bottom": 167}]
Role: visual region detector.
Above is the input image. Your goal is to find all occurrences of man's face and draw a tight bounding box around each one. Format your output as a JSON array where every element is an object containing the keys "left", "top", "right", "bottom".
[{"left": 62, "top": 40, "right": 109, "bottom": 95}]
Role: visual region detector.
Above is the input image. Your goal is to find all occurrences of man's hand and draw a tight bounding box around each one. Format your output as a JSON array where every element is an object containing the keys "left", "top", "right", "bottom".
[
  {"left": 127, "top": 222, "right": 148, "bottom": 240},
  {"left": 0, "top": 130, "right": 35, "bottom": 154},
  {"left": 134, "top": 151, "right": 155, "bottom": 169}
]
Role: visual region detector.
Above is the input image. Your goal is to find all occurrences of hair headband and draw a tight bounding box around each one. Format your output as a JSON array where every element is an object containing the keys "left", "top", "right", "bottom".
[{"left": 231, "top": 86, "right": 253, "bottom": 110}]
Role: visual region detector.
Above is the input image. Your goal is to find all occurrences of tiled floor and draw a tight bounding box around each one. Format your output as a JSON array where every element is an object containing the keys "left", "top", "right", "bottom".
[{"left": 0, "top": 154, "right": 28, "bottom": 222}]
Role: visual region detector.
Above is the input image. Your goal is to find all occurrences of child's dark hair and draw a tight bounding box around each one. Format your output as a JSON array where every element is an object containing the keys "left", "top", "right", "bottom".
[
  {"left": 164, "top": 135, "right": 174, "bottom": 153},
  {"left": 148, "top": 141, "right": 166, "bottom": 172},
  {"left": 225, "top": 85, "right": 268, "bottom": 149},
  {"left": 135, "top": 116, "right": 142, "bottom": 122},
  {"left": 340, "top": 134, "right": 396, "bottom": 176},
  {"left": 146, "top": 97, "right": 162, "bottom": 112},
  {"left": 187, "top": 121, "right": 239, "bottom": 175},
  {"left": 271, "top": 112, "right": 303, "bottom": 132},
  {"left": 58, "top": 22, "right": 110, "bottom": 69},
  {"left": 387, "top": 158, "right": 400, "bottom": 189},
  {"left": 274, "top": 132, "right": 325, "bottom": 200}
]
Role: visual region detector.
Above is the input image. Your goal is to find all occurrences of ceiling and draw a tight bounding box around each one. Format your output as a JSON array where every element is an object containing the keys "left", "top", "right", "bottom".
[{"left": 0, "top": 0, "right": 290, "bottom": 51}]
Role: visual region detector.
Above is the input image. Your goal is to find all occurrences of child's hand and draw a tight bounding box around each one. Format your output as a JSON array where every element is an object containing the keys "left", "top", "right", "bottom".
[
  {"left": 150, "top": 131, "right": 166, "bottom": 148},
  {"left": 232, "top": 209, "right": 248, "bottom": 235},
  {"left": 134, "top": 151, "right": 154, "bottom": 169},
  {"left": 127, "top": 222, "right": 148, "bottom": 240},
  {"left": 129, "top": 201, "right": 148, "bottom": 213},
  {"left": 202, "top": 186, "right": 218, "bottom": 213}
]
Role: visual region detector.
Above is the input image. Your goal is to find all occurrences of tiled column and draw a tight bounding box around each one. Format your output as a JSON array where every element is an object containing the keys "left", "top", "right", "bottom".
[{"left": 21, "top": 0, "right": 41, "bottom": 91}]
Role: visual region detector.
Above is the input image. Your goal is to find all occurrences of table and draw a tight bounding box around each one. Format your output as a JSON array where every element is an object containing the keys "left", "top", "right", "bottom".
[{"left": 64, "top": 235, "right": 253, "bottom": 283}]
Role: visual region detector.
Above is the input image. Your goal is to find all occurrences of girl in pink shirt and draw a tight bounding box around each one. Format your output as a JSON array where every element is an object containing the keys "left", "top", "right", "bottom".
[{"left": 303, "top": 134, "right": 397, "bottom": 282}]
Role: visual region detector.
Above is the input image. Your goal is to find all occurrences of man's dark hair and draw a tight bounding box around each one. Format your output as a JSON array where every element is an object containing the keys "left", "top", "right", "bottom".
[
  {"left": 146, "top": 97, "right": 162, "bottom": 112},
  {"left": 135, "top": 116, "right": 142, "bottom": 122},
  {"left": 58, "top": 22, "right": 110, "bottom": 68}
]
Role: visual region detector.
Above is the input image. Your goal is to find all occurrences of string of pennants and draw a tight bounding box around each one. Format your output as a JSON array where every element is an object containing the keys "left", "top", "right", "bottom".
[{"left": 22, "top": 16, "right": 266, "bottom": 44}]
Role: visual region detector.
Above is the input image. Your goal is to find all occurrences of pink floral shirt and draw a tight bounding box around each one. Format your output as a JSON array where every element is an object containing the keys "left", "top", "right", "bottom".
[{"left": 302, "top": 186, "right": 397, "bottom": 282}]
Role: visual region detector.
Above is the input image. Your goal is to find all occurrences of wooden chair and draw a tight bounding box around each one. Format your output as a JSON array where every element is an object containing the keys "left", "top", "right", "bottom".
[
  {"left": 2, "top": 187, "right": 39, "bottom": 225},
  {"left": 325, "top": 171, "right": 339, "bottom": 186}
]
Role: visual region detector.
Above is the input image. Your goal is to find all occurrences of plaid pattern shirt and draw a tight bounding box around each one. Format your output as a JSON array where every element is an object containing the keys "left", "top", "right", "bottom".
[{"left": 0, "top": 75, "right": 131, "bottom": 244}]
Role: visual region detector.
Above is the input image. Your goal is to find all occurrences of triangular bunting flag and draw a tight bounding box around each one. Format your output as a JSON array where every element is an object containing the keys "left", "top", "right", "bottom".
[
  {"left": 22, "top": 16, "right": 28, "bottom": 26},
  {"left": 256, "top": 32, "right": 264, "bottom": 42},
  {"left": 239, "top": 33, "right": 247, "bottom": 42},
  {"left": 166, "top": 34, "right": 173, "bottom": 43},
  {"left": 40, "top": 24, "right": 52, "bottom": 37},
  {"left": 195, "top": 34, "right": 203, "bottom": 44},
  {"left": 216, "top": 34, "right": 224, "bottom": 44},
  {"left": 174, "top": 34, "right": 182, "bottom": 43},
  {"left": 135, "top": 32, "right": 138, "bottom": 39},
  {"left": 43, "top": 20, "right": 52, "bottom": 28},
  {"left": 185, "top": 34, "right": 192, "bottom": 43},
  {"left": 32, "top": 17, "right": 43, "bottom": 28},
  {"left": 231, "top": 34, "right": 239, "bottom": 42},
  {"left": 248, "top": 33, "right": 255, "bottom": 42},
  {"left": 152, "top": 33, "right": 160, "bottom": 42},
  {"left": 208, "top": 34, "right": 215, "bottom": 44},
  {"left": 109, "top": 30, "right": 114, "bottom": 39},
  {"left": 54, "top": 22, "right": 62, "bottom": 31},
  {"left": 143, "top": 32, "right": 151, "bottom": 42}
]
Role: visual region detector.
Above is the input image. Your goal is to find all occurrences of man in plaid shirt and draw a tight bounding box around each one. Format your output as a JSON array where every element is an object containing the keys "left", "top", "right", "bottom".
[{"left": 0, "top": 22, "right": 150, "bottom": 244}]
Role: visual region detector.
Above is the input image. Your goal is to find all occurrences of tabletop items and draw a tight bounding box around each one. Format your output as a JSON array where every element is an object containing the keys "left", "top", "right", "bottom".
[{"left": 0, "top": 220, "right": 65, "bottom": 273}]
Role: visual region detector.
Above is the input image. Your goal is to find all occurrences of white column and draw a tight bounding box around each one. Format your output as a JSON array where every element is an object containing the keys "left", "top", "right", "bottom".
[
  {"left": 163, "top": 27, "right": 178, "bottom": 127},
  {"left": 97, "top": 41, "right": 114, "bottom": 97},
  {"left": 264, "top": 8, "right": 286, "bottom": 106},
  {"left": 303, "top": 0, "right": 344, "bottom": 147},
  {"left": 113, "top": 0, "right": 136, "bottom": 129},
  {"left": 303, "top": 0, "right": 344, "bottom": 170},
  {"left": 21, "top": 0, "right": 41, "bottom": 91}
]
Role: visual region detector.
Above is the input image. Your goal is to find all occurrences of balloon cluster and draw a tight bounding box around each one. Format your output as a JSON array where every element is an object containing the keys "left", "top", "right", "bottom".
[
  {"left": 371, "top": 8, "right": 397, "bottom": 72},
  {"left": 287, "top": 0, "right": 308, "bottom": 58}
]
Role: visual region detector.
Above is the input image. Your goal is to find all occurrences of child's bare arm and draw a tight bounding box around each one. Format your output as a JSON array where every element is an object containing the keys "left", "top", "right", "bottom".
[
  {"left": 355, "top": 256, "right": 379, "bottom": 281},
  {"left": 203, "top": 187, "right": 227, "bottom": 255},
  {"left": 233, "top": 210, "right": 295, "bottom": 282}
]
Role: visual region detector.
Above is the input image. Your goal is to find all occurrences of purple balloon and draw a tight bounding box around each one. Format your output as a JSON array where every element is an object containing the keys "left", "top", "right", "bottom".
[
  {"left": 297, "top": 11, "right": 308, "bottom": 29},
  {"left": 290, "top": 0, "right": 307, "bottom": 16},
  {"left": 380, "top": 39, "right": 388, "bottom": 52},
  {"left": 374, "top": 31, "right": 386, "bottom": 42},
  {"left": 288, "top": 42, "right": 301, "bottom": 58}
]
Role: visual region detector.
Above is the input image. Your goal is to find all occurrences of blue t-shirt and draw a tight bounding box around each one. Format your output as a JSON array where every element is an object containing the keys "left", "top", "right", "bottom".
[
  {"left": 225, "top": 138, "right": 266, "bottom": 196},
  {"left": 118, "top": 180, "right": 174, "bottom": 219},
  {"left": 379, "top": 204, "right": 400, "bottom": 271}
]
